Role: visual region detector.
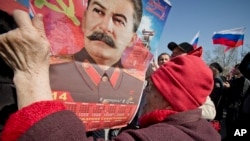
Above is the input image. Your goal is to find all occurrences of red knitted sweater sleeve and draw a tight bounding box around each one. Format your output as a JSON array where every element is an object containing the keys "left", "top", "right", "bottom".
[{"left": 0, "top": 101, "right": 66, "bottom": 141}]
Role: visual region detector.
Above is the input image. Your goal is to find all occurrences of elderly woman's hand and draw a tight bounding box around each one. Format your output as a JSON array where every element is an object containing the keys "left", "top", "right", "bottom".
[
  {"left": 0, "top": 10, "right": 50, "bottom": 74},
  {"left": 0, "top": 10, "right": 53, "bottom": 109}
]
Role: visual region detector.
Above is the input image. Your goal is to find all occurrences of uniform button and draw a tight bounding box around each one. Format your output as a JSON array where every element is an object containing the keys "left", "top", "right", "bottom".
[{"left": 102, "top": 76, "right": 108, "bottom": 82}]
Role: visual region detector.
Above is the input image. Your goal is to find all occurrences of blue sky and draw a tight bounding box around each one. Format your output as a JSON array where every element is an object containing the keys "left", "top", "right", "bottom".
[
  {"left": 16, "top": 0, "right": 250, "bottom": 59},
  {"left": 156, "top": 0, "right": 250, "bottom": 57}
]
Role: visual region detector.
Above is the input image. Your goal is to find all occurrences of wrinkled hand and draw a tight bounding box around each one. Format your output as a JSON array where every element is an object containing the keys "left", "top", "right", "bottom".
[
  {"left": 0, "top": 10, "right": 50, "bottom": 74},
  {"left": 0, "top": 10, "right": 53, "bottom": 109}
]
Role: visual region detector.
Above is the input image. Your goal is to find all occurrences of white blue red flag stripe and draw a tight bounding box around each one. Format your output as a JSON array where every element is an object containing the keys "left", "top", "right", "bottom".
[
  {"left": 190, "top": 31, "right": 200, "bottom": 49},
  {"left": 212, "top": 27, "right": 246, "bottom": 49}
]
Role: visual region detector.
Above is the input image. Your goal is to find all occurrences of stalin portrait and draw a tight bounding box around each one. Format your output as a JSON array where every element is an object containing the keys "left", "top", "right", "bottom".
[{"left": 49, "top": 0, "right": 145, "bottom": 105}]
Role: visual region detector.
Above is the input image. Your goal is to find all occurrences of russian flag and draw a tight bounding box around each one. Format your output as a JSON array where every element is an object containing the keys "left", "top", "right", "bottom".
[
  {"left": 190, "top": 31, "right": 200, "bottom": 49},
  {"left": 212, "top": 27, "right": 246, "bottom": 51}
]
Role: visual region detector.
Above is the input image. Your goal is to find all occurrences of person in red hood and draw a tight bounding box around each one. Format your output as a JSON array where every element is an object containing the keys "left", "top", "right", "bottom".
[
  {"left": 0, "top": 10, "right": 220, "bottom": 141},
  {"left": 167, "top": 41, "right": 216, "bottom": 120}
]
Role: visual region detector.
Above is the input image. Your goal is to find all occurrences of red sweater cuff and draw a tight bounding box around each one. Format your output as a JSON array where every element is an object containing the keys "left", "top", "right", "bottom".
[{"left": 0, "top": 100, "right": 66, "bottom": 141}]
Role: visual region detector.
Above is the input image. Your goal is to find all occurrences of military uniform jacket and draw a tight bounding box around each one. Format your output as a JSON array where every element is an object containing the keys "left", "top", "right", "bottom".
[{"left": 49, "top": 48, "right": 144, "bottom": 104}]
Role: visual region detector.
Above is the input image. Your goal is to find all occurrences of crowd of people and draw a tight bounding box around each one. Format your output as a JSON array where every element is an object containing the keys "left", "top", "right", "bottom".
[
  {"left": 208, "top": 58, "right": 250, "bottom": 140},
  {"left": 0, "top": 0, "right": 250, "bottom": 140}
]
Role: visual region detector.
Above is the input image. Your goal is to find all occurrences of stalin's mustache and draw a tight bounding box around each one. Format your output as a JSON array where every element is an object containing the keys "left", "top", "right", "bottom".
[{"left": 87, "top": 32, "right": 116, "bottom": 48}]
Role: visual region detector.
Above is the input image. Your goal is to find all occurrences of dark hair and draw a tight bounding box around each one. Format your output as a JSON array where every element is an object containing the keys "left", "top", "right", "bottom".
[
  {"left": 0, "top": 10, "right": 17, "bottom": 78},
  {"left": 210, "top": 62, "right": 223, "bottom": 73},
  {"left": 87, "top": 0, "right": 142, "bottom": 32},
  {"left": 157, "top": 52, "right": 170, "bottom": 62}
]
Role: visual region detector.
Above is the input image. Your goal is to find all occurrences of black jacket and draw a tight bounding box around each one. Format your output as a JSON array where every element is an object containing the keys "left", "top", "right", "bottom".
[{"left": 239, "top": 52, "right": 250, "bottom": 80}]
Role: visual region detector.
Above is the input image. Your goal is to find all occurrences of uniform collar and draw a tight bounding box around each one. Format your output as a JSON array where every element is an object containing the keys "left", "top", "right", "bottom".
[
  {"left": 73, "top": 49, "right": 122, "bottom": 88},
  {"left": 80, "top": 60, "right": 121, "bottom": 88}
]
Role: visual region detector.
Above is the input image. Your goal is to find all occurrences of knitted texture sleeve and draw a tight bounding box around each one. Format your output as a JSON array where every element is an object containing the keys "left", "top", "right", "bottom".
[{"left": 0, "top": 101, "right": 66, "bottom": 141}]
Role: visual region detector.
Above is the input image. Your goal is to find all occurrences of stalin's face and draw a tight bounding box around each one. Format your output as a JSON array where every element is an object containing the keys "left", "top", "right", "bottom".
[{"left": 82, "top": 0, "right": 137, "bottom": 66}]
